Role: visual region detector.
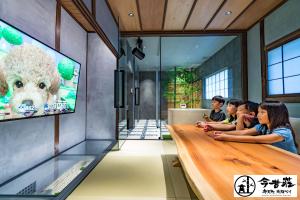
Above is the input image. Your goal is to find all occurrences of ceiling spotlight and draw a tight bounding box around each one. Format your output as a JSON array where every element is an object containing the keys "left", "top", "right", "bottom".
[
  {"left": 128, "top": 12, "right": 134, "bottom": 17},
  {"left": 132, "top": 37, "right": 145, "bottom": 60},
  {"left": 132, "top": 48, "right": 145, "bottom": 60},
  {"left": 225, "top": 11, "right": 232, "bottom": 15}
]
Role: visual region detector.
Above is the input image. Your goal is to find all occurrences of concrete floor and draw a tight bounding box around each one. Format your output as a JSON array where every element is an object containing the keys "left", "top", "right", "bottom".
[{"left": 67, "top": 140, "right": 198, "bottom": 200}]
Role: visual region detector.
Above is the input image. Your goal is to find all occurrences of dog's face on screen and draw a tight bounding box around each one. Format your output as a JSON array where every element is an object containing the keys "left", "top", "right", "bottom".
[{"left": 0, "top": 44, "right": 60, "bottom": 117}]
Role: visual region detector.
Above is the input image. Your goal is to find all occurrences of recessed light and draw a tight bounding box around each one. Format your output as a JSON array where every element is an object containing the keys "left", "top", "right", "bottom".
[
  {"left": 225, "top": 11, "right": 232, "bottom": 15},
  {"left": 128, "top": 12, "right": 134, "bottom": 17}
]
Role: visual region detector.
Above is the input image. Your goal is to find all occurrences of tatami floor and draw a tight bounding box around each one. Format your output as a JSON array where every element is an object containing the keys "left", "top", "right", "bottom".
[{"left": 67, "top": 140, "right": 198, "bottom": 200}]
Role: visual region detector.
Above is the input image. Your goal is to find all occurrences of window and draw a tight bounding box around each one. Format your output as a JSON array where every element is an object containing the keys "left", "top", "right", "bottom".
[
  {"left": 267, "top": 37, "right": 300, "bottom": 96},
  {"left": 205, "top": 69, "right": 228, "bottom": 99}
]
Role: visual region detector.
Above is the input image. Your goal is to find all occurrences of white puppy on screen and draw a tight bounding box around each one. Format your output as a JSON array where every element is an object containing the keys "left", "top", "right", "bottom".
[{"left": 0, "top": 44, "right": 60, "bottom": 118}]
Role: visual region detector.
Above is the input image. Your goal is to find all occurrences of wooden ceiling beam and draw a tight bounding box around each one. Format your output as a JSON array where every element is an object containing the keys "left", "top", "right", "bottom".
[
  {"left": 121, "top": 30, "right": 245, "bottom": 37},
  {"left": 73, "top": 0, "right": 119, "bottom": 57},
  {"left": 224, "top": 0, "right": 256, "bottom": 31},
  {"left": 204, "top": 0, "right": 227, "bottom": 30},
  {"left": 136, "top": 0, "right": 143, "bottom": 31},
  {"left": 60, "top": 0, "right": 93, "bottom": 32},
  {"left": 162, "top": 0, "right": 168, "bottom": 30},
  {"left": 183, "top": 0, "right": 198, "bottom": 30}
]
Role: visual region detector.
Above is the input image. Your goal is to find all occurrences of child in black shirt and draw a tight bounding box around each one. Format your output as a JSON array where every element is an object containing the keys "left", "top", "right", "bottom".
[{"left": 203, "top": 95, "right": 226, "bottom": 122}]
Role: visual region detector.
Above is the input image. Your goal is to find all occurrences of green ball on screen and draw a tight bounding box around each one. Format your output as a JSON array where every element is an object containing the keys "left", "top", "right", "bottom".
[
  {"left": 58, "top": 59, "right": 75, "bottom": 80},
  {"left": 2, "top": 26, "right": 23, "bottom": 45}
]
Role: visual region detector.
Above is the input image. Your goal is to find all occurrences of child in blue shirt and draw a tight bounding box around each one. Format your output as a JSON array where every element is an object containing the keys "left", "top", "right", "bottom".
[{"left": 210, "top": 101, "right": 298, "bottom": 154}]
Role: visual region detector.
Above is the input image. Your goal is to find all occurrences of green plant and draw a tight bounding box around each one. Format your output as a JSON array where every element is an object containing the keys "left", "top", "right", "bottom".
[
  {"left": 175, "top": 67, "right": 197, "bottom": 106},
  {"left": 162, "top": 67, "right": 199, "bottom": 108},
  {"left": 161, "top": 70, "right": 175, "bottom": 101}
]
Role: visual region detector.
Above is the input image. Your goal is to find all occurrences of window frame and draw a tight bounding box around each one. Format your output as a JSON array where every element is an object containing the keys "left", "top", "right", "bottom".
[
  {"left": 204, "top": 68, "right": 229, "bottom": 100},
  {"left": 263, "top": 28, "right": 300, "bottom": 103}
]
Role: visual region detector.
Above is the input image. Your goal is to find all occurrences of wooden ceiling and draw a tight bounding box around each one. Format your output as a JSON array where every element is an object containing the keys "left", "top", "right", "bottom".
[{"left": 107, "top": 0, "right": 287, "bottom": 33}]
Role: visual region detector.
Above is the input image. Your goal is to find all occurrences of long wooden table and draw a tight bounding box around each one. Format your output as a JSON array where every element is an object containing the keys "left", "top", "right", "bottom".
[{"left": 167, "top": 124, "right": 300, "bottom": 200}]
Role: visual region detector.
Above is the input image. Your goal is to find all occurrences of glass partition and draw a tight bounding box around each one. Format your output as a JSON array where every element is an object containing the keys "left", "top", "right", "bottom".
[{"left": 117, "top": 35, "right": 242, "bottom": 140}]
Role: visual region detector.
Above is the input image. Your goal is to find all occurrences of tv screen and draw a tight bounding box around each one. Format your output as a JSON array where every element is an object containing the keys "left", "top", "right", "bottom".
[{"left": 0, "top": 19, "right": 81, "bottom": 121}]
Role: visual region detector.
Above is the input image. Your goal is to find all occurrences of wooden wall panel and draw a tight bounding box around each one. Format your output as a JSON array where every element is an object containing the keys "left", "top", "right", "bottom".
[
  {"left": 228, "top": 0, "right": 286, "bottom": 30},
  {"left": 206, "top": 0, "right": 253, "bottom": 30},
  {"left": 107, "top": 0, "right": 140, "bottom": 31},
  {"left": 164, "top": 0, "right": 194, "bottom": 30},
  {"left": 138, "top": 0, "right": 165, "bottom": 31},
  {"left": 186, "top": 0, "right": 224, "bottom": 30}
]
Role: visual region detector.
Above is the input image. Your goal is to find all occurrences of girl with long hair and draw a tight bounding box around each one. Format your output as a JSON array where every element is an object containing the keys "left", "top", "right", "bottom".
[{"left": 211, "top": 101, "right": 298, "bottom": 154}]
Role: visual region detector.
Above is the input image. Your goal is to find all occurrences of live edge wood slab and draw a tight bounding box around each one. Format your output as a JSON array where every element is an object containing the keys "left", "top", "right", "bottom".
[{"left": 167, "top": 124, "right": 300, "bottom": 200}]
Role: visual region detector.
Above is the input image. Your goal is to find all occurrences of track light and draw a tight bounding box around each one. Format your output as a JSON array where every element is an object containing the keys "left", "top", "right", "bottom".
[
  {"left": 132, "top": 47, "right": 145, "bottom": 60},
  {"left": 132, "top": 37, "right": 145, "bottom": 60}
]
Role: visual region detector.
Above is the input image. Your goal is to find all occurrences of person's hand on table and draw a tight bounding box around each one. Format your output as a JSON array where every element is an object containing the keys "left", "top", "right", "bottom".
[
  {"left": 203, "top": 114, "right": 210, "bottom": 122},
  {"left": 211, "top": 131, "right": 230, "bottom": 141},
  {"left": 210, "top": 131, "right": 223, "bottom": 137},
  {"left": 203, "top": 124, "right": 213, "bottom": 132},
  {"left": 195, "top": 121, "right": 206, "bottom": 128}
]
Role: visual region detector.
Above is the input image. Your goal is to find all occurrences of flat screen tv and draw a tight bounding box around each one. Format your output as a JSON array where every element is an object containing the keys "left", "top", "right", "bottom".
[{"left": 0, "top": 19, "right": 81, "bottom": 121}]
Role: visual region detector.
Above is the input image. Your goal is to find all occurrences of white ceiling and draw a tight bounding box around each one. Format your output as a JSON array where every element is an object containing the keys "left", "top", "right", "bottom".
[{"left": 124, "top": 36, "right": 237, "bottom": 71}]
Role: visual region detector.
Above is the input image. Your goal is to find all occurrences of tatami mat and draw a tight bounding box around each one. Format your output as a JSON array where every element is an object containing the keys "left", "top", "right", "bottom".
[{"left": 67, "top": 140, "right": 198, "bottom": 200}]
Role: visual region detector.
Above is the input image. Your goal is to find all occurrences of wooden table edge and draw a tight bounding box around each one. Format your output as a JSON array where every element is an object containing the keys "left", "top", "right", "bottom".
[
  {"left": 167, "top": 124, "right": 300, "bottom": 200},
  {"left": 261, "top": 144, "right": 300, "bottom": 158},
  {"left": 166, "top": 125, "right": 223, "bottom": 200}
]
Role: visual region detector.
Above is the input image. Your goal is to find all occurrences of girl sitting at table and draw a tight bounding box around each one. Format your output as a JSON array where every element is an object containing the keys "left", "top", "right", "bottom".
[{"left": 210, "top": 101, "right": 298, "bottom": 154}]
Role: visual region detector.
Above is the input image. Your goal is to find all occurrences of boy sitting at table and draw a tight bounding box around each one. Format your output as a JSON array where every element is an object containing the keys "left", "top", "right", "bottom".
[
  {"left": 203, "top": 95, "right": 226, "bottom": 122},
  {"left": 196, "top": 99, "right": 243, "bottom": 131}
]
